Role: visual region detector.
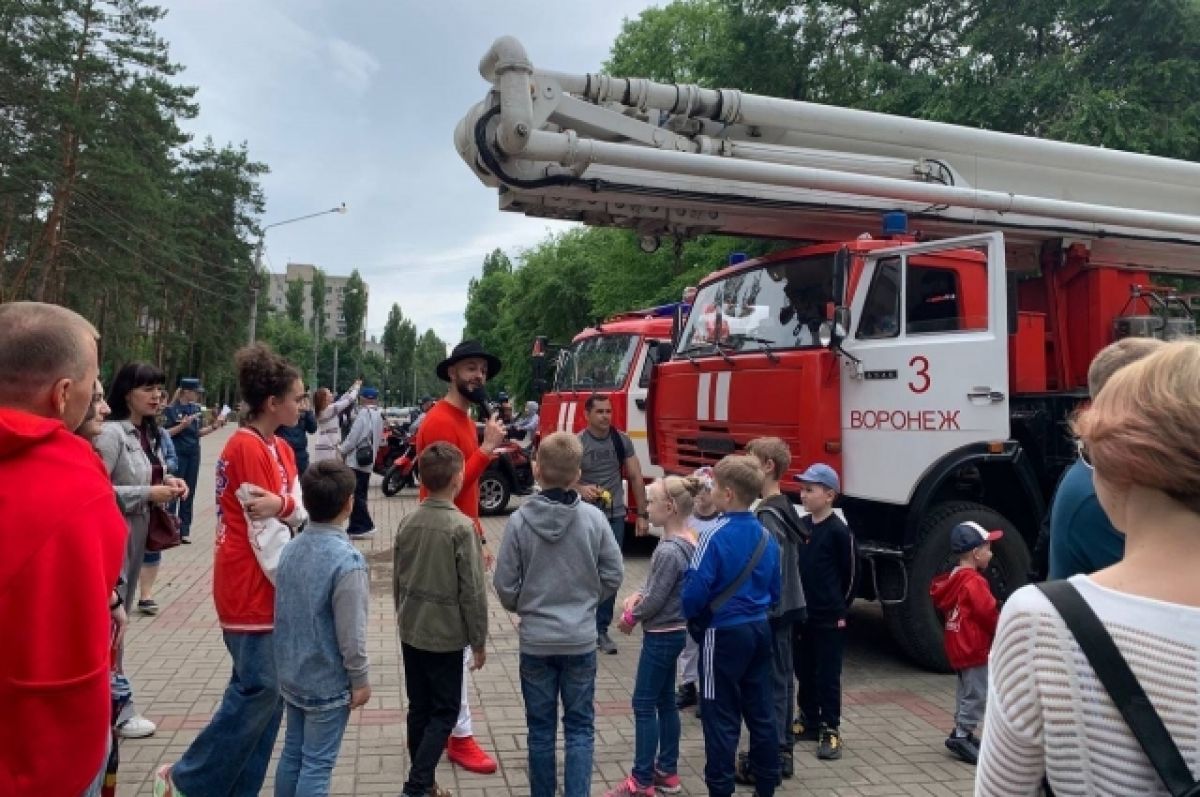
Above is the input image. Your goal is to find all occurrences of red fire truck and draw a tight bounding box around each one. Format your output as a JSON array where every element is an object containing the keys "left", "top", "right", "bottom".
[
  {"left": 532, "top": 304, "right": 685, "bottom": 524},
  {"left": 458, "top": 37, "right": 1200, "bottom": 669}
]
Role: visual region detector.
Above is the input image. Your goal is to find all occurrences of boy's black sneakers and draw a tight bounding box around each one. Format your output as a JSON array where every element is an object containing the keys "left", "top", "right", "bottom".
[
  {"left": 734, "top": 750, "right": 793, "bottom": 783},
  {"left": 734, "top": 751, "right": 755, "bottom": 785},
  {"left": 792, "top": 715, "right": 819, "bottom": 742},
  {"left": 945, "top": 730, "right": 980, "bottom": 764},
  {"left": 675, "top": 682, "right": 697, "bottom": 709},
  {"left": 780, "top": 749, "right": 794, "bottom": 779},
  {"left": 816, "top": 725, "right": 842, "bottom": 760}
]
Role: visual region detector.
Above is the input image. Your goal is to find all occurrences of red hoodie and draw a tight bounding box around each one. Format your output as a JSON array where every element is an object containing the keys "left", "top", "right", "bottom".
[
  {"left": 929, "top": 566, "right": 999, "bottom": 670},
  {"left": 0, "top": 408, "right": 127, "bottom": 797}
]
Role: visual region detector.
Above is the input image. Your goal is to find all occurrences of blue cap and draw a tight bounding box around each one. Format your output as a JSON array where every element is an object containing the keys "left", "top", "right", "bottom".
[
  {"left": 360, "top": 387, "right": 379, "bottom": 399},
  {"left": 950, "top": 521, "right": 1003, "bottom": 554},
  {"left": 794, "top": 462, "right": 840, "bottom": 493},
  {"left": 179, "top": 377, "right": 203, "bottom": 392}
]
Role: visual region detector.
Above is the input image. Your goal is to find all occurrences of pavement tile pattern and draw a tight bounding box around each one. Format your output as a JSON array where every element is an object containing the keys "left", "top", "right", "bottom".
[{"left": 115, "top": 427, "right": 976, "bottom": 795}]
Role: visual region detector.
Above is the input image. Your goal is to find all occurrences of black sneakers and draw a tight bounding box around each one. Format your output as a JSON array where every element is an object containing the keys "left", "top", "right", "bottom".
[
  {"left": 675, "top": 682, "right": 697, "bottom": 709},
  {"left": 817, "top": 725, "right": 842, "bottom": 760},
  {"left": 945, "top": 730, "right": 981, "bottom": 764},
  {"left": 734, "top": 749, "right": 793, "bottom": 783},
  {"left": 792, "top": 715, "right": 819, "bottom": 742}
]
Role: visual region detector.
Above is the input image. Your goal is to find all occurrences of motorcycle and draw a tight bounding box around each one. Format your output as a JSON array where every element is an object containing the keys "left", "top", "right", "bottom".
[
  {"left": 373, "top": 420, "right": 409, "bottom": 480},
  {"left": 478, "top": 437, "right": 535, "bottom": 515},
  {"left": 380, "top": 430, "right": 418, "bottom": 497}
]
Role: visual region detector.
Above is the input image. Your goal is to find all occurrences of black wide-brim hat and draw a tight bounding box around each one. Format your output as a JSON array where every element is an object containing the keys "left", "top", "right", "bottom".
[{"left": 436, "top": 339, "right": 503, "bottom": 382}]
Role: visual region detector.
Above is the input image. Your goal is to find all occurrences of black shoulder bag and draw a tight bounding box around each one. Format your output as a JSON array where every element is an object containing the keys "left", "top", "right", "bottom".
[
  {"left": 687, "top": 529, "right": 769, "bottom": 644},
  {"left": 1037, "top": 581, "right": 1200, "bottom": 797}
]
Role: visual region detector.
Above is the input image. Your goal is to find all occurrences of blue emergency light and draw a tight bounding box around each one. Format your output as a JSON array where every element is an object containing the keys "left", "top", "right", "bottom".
[{"left": 882, "top": 211, "right": 908, "bottom": 236}]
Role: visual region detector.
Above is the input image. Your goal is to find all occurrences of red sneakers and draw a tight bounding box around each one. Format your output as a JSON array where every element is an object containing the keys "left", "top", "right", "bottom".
[{"left": 446, "top": 735, "right": 498, "bottom": 774}]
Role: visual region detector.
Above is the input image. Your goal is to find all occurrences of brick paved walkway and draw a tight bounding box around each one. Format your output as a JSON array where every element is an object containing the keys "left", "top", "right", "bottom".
[{"left": 116, "top": 427, "right": 976, "bottom": 796}]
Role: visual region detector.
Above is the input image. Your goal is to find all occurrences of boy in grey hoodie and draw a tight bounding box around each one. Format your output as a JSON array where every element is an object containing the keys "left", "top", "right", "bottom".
[{"left": 494, "top": 431, "right": 624, "bottom": 797}]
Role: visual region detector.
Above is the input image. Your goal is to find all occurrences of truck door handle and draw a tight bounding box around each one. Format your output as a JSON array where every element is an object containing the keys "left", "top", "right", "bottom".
[
  {"left": 967, "top": 389, "right": 1006, "bottom": 403},
  {"left": 636, "top": 398, "right": 646, "bottom": 410}
]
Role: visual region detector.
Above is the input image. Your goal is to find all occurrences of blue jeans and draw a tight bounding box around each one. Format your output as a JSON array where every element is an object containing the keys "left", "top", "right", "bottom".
[
  {"left": 274, "top": 702, "right": 350, "bottom": 797},
  {"left": 175, "top": 447, "right": 201, "bottom": 537},
  {"left": 595, "top": 515, "right": 626, "bottom": 634},
  {"left": 520, "top": 651, "right": 597, "bottom": 797},
  {"left": 171, "top": 631, "right": 285, "bottom": 797},
  {"left": 631, "top": 630, "right": 686, "bottom": 786}
]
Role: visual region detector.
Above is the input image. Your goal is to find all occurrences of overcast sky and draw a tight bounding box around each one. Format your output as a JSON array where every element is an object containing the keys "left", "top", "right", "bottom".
[{"left": 156, "top": 0, "right": 661, "bottom": 347}]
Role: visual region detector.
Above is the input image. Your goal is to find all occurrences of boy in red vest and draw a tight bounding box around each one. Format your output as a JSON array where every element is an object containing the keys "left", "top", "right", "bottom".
[{"left": 929, "top": 521, "right": 1002, "bottom": 765}]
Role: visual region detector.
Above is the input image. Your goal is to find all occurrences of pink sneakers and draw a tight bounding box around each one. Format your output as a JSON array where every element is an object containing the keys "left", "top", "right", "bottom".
[
  {"left": 653, "top": 770, "right": 682, "bottom": 793},
  {"left": 603, "top": 776, "right": 655, "bottom": 797}
]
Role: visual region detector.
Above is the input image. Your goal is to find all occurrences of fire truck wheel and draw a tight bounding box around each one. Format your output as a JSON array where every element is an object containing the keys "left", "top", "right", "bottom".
[
  {"left": 883, "top": 500, "right": 1029, "bottom": 673},
  {"left": 479, "top": 471, "right": 512, "bottom": 516}
]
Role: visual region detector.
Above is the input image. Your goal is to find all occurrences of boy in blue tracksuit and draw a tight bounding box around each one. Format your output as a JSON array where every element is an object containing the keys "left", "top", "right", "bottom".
[{"left": 682, "top": 455, "right": 781, "bottom": 797}]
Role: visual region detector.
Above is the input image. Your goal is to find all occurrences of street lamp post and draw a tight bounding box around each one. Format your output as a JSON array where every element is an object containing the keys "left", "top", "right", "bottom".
[{"left": 248, "top": 203, "right": 347, "bottom": 346}]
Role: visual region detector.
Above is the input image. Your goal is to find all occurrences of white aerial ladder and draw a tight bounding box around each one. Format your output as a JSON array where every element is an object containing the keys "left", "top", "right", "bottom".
[{"left": 456, "top": 36, "right": 1200, "bottom": 273}]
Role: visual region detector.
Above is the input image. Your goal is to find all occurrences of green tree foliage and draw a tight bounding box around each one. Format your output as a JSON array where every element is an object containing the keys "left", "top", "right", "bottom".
[
  {"left": 340, "top": 268, "right": 368, "bottom": 376},
  {"left": 309, "top": 267, "right": 327, "bottom": 339},
  {"left": 412, "top": 328, "right": 449, "bottom": 402},
  {"left": 463, "top": 248, "right": 512, "bottom": 361},
  {"left": 381, "top": 302, "right": 418, "bottom": 403},
  {"left": 284, "top": 278, "right": 306, "bottom": 326},
  {"left": 259, "top": 313, "right": 313, "bottom": 375},
  {"left": 0, "top": 0, "right": 270, "bottom": 401}
]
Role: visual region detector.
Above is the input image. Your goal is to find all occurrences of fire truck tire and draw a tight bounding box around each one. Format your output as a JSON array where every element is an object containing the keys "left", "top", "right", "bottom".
[
  {"left": 882, "top": 500, "right": 1029, "bottom": 673},
  {"left": 479, "top": 472, "right": 512, "bottom": 516}
]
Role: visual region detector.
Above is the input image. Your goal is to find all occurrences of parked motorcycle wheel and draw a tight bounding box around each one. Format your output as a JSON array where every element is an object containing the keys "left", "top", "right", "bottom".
[
  {"left": 381, "top": 466, "right": 406, "bottom": 497},
  {"left": 478, "top": 472, "right": 511, "bottom": 515}
]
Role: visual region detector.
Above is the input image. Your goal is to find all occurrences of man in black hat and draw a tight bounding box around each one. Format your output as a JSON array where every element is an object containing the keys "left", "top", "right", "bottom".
[
  {"left": 413, "top": 339, "right": 506, "bottom": 775},
  {"left": 164, "top": 377, "right": 225, "bottom": 542}
]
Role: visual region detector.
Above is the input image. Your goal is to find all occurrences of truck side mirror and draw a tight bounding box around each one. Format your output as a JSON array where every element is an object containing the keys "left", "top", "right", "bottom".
[
  {"left": 832, "top": 245, "right": 849, "bottom": 306},
  {"left": 671, "top": 304, "right": 685, "bottom": 348}
]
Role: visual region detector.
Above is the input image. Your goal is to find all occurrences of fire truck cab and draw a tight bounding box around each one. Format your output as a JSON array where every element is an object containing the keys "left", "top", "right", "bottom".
[
  {"left": 458, "top": 37, "right": 1200, "bottom": 670},
  {"left": 534, "top": 304, "right": 685, "bottom": 514}
]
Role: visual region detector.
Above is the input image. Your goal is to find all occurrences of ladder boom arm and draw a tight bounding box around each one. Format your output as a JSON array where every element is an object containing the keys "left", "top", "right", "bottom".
[{"left": 456, "top": 37, "right": 1200, "bottom": 272}]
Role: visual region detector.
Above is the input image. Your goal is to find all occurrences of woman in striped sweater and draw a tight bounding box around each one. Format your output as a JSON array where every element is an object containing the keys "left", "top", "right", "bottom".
[{"left": 976, "top": 340, "right": 1200, "bottom": 796}]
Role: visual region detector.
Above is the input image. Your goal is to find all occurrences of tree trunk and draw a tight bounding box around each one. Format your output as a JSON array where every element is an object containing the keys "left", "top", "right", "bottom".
[{"left": 24, "top": 0, "right": 93, "bottom": 301}]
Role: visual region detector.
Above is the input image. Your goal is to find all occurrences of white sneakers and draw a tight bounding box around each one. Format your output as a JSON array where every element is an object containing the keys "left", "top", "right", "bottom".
[{"left": 117, "top": 714, "right": 157, "bottom": 738}]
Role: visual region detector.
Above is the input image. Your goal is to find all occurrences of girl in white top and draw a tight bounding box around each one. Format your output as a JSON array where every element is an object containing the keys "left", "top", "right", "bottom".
[
  {"left": 311, "top": 379, "right": 361, "bottom": 463},
  {"left": 976, "top": 339, "right": 1200, "bottom": 796}
]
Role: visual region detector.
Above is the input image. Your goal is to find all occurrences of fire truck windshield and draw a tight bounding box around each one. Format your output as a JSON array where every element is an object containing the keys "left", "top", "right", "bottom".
[
  {"left": 677, "top": 253, "right": 839, "bottom": 354},
  {"left": 553, "top": 333, "right": 639, "bottom": 392}
]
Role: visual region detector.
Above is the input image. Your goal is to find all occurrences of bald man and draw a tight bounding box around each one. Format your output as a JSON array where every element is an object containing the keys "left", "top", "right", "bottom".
[{"left": 0, "top": 302, "right": 129, "bottom": 797}]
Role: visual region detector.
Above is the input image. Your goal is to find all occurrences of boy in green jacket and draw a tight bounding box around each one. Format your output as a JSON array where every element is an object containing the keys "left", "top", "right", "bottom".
[{"left": 393, "top": 442, "right": 489, "bottom": 797}]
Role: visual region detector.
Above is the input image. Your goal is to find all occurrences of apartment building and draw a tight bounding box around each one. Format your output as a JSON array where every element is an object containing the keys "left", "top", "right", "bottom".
[{"left": 267, "top": 262, "right": 368, "bottom": 342}]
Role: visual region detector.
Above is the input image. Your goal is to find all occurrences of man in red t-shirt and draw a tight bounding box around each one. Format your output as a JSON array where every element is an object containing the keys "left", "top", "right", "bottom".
[{"left": 415, "top": 339, "right": 506, "bottom": 775}]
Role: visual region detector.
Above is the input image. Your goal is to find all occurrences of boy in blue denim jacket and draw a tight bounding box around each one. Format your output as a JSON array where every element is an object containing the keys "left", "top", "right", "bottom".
[{"left": 273, "top": 460, "right": 371, "bottom": 796}]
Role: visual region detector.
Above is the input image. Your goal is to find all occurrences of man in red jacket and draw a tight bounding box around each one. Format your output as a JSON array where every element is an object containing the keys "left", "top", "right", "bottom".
[
  {"left": 415, "top": 339, "right": 506, "bottom": 775},
  {"left": 0, "top": 302, "right": 128, "bottom": 797},
  {"left": 929, "top": 520, "right": 1002, "bottom": 765}
]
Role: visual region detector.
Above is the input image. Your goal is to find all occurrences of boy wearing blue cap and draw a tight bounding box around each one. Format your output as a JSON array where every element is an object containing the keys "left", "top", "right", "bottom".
[
  {"left": 929, "top": 521, "right": 1002, "bottom": 764},
  {"left": 792, "top": 463, "right": 855, "bottom": 760}
]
